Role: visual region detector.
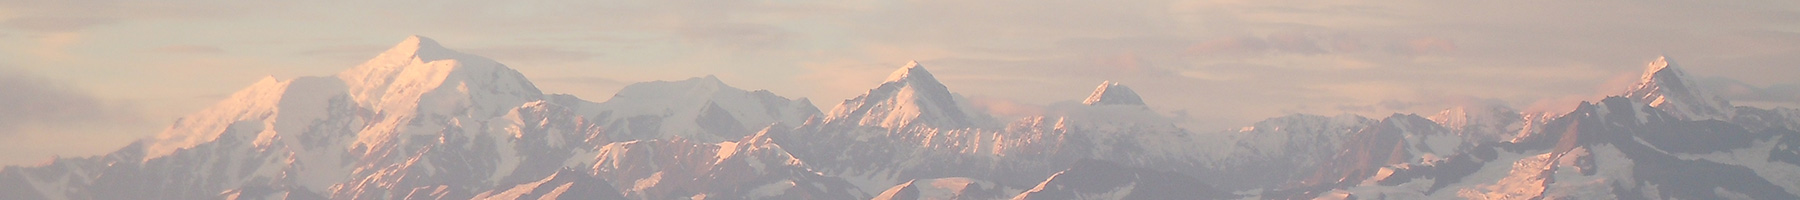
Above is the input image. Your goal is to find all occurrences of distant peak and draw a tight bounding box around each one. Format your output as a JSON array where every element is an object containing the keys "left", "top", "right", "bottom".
[
  {"left": 374, "top": 35, "right": 459, "bottom": 63},
  {"left": 339, "top": 35, "right": 484, "bottom": 81},
  {"left": 1624, "top": 55, "right": 1734, "bottom": 120},
  {"left": 255, "top": 75, "right": 279, "bottom": 84},
  {"left": 1639, "top": 56, "right": 1679, "bottom": 82},
  {"left": 611, "top": 76, "right": 745, "bottom": 102},
  {"left": 884, "top": 60, "right": 939, "bottom": 83},
  {"left": 700, "top": 75, "right": 726, "bottom": 86},
  {"left": 1083, "top": 81, "right": 1146, "bottom": 106},
  {"left": 335, "top": 35, "right": 541, "bottom": 116},
  {"left": 1631, "top": 56, "right": 1688, "bottom": 92},
  {"left": 824, "top": 60, "right": 975, "bottom": 129},
  {"left": 703, "top": 75, "right": 735, "bottom": 92},
  {"left": 400, "top": 35, "right": 442, "bottom": 49}
]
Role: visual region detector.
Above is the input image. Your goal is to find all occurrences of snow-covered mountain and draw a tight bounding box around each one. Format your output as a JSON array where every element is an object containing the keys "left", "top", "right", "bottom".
[
  {"left": 1305, "top": 57, "right": 1800, "bottom": 199},
  {"left": 583, "top": 75, "right": 821, "bottom": 143},
  {"left": 823, "top": 61, "right": 986, "bottom": 130},
  {"left": 1430, "top": 102, "right": 1525, "bottom": 144},
  {"left": 0, "top": 36, "right": 822, "bottom": 200},
  {"left": 774, "top": 76, "right": 1228, "bottom": 197},
  {"left": 1082, "top": 81, "right": 1145, "bottom": 106},
  {"left": 1626, "top": 56, "right": 1736, "bottom": 121},
  {"left": 3, "top": 36, "right": 1797, "bottom": 200}
]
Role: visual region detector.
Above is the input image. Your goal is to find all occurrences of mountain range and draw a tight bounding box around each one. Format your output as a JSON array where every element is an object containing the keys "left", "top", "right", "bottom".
[{"left": 4, "top": 36, "right": 1798, "bottom": 200}]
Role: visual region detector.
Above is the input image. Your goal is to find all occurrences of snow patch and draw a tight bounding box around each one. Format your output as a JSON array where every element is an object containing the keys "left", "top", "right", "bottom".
[{"left": 633, "top": 171, "right": 664, "bottom": 192}]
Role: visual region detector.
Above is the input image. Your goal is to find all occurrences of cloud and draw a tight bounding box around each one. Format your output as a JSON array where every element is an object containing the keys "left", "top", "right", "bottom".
[
  {"left": 297, "top": 44, "right": 391, "bottom": 62},
  {"left": 1699, "top": 77, "right": 1800, "bottom": 107},
  {"left": 0, "top": 1, "right": 261, "bottom": 33},
  {"left": 0, "top": 66, "right": 151, "bottom": 166},
  {"left": 1189, "top": 34, "right": 1351, "bottom": 56},
  {"left": 0, "top": 0, "right": 1794, "bottom": 135},
  {"left": 1336, "top": 94, "right": 1513, "bottom": 116},
  {"left": 463, "top": 45, "right": 602, "bottom": 64},
  {"left": 821, "top": 0, "right": 1795, "bottom": 128},
  {"left": 961, "top": 95, "right": 1046, "bottom": 119},
  {"left": 24, "top": 32, "right": 84, "bottom": 60},
  {"left": 1395, "top": 37, "right": 1457, "bottom": 55},
  {"left": 796, "top": 59, "right": 902, "bottom": 103},
  {"left": 1335, "top": 99, "right": 1422, "bottom": 113},
  {"left": 1522, "top": 95, "right": 1595, "bottom": 115},
  {"left": 1, "top": 17, "right": 116, "bottom": 32},
  {"left": 1518, "top": 69, "right": 1641, "bottom": 114},
  {"left": 295, "top": 40, "right": 595, "bottom": 71},
  {"left": 530, "top": 76, "right": 634, "bottom": 102},
  {"left": 1187, "top": 36, "right": 1271, "bottom": 56},
  {"left": 676, "top": 22, "right": 793, "bottom": 51},
  {"left": 149, "top": 45, "right": 225, "bottom": 54},
  {"left": 0, "top": 67, "right": 141, "bottom": 136},
  {"left": 1187, "top": 33, "right": 1454, "bottom": 58},
  {"left": 537, "top": 76, "right": 628, "bottom": 87}
]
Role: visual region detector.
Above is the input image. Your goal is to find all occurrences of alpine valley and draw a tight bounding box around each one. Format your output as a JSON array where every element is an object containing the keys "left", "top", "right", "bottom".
[{"left": 4, "top": 36, "right": 1799, "bottom": 200}]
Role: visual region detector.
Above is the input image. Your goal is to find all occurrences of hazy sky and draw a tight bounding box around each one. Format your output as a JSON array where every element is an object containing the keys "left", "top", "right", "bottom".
[{"left": 1, "top": 0, "right": 1797, "bottom": 166}]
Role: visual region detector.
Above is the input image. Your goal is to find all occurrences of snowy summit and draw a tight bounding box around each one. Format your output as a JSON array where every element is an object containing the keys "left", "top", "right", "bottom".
[
  {"left": 1083, "top": 81, "right": 1146, "bottom": 106},
  {"left": 824, "top": 61, "right": 978, "bottom": 129},
  {"left": 1624, "top": 56, "right": 1735, "bottom": 121}
]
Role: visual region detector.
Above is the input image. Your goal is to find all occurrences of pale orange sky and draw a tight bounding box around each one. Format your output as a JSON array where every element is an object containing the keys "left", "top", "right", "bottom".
[{"left": 1, "top": 0, "right": 1798, "bottom": 166}]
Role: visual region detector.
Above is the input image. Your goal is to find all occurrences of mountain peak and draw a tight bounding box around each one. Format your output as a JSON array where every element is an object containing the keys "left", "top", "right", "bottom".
[
  {"left": 700, "top": 75, "right": 728, "bottom": 88},
  {"left": 377, "top": 35, "right": 458, "bottom": 62},
  {"left": 824, "top": 61, "right": 975, "bottom": 129},
  {"left": 336, "top": 35, "right": 542, "bottom": 117},
  {"left": 399, "top": 35, "right": 440, "bottom": 48},
  {"left": 1083, "top": 81, "right": 1146, "bottom": 106},
  {"left": 1638, "top": 56, "right": 1677, "bottom": 83},
  {"left": 884, "top": 60, "right": 938, "bottom": 83},
  {"left": 1624, "top": 56, "right": 1734, "bottom": 121},
  {"left": 342, "top": 35, "right": 483, "bottom": 78}
]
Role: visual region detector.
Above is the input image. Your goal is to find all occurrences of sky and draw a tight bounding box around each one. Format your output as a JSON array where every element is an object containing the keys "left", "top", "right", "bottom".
[{"left": 1, "top": 0, "right": 1798, "bottom": 166}]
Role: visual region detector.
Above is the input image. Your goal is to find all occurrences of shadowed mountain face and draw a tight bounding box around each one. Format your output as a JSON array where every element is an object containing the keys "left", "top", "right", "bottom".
[{"left": 3, "top": 36, "right": 1796, "bottom": 200}]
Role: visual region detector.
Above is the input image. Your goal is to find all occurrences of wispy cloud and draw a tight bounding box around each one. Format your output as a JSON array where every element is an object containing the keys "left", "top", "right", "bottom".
[
  {"left": 1701, "top": 77, "right": 1800, "bottom": 108},
  {"left": 1, "top": 17, "right": 116, "bottom": 32},
  {"left": 463, "top": 45, "right": 602, "bottom": 64},
  {"left": 537, "top": 76, "right": 628, "bottom": 87},
  {"left": 0, "top": 66, "right": 146, "bottom": 165},
  {"left": 296, "top": 44, "right": 390, "bottom": 62},
  {"left": 0, "top": 67, "right": 142, "bottom": 132},
  {"left": 0, "top": 0, "right": 1795, "bottom": 134},
  {"left": 149, "top": 45, "right": 225, "bottom": 54}
]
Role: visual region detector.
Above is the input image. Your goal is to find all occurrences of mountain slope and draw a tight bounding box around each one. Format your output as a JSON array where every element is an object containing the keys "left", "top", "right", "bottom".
[
  {"left": 1313, "top": 57, "right": 1800, "bottom": 199},
  {"left": 777, "top": 79, "right": 1222, "bottom": 196},
  {"left": 588, "top": 76, "right": 820, "bottom": 143},
  {"left": 823, "top": 61, "right": 981, "bottom": 130},
  {"left": 1083, "top": 81, "right": 1146, "bottom": 106},
  {"left": 1625, "top": 56, "right": 1735, "bottom": 121}
]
